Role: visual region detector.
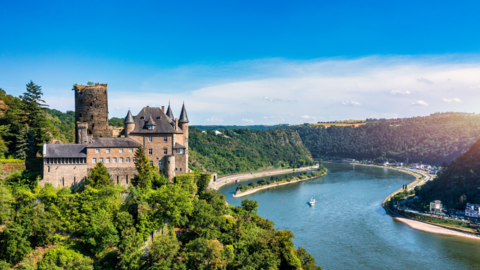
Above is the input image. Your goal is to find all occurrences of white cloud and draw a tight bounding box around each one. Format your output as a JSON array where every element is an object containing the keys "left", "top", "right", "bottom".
[
  {"left": 417, "top": 78, "right": 433, "bottom": 84},
  {"left": 264, "top": 96, "right": 281, "bottom": 102},
  {"left": 206, "top": 117, "right": 223, "bottom": 123},
  {"left": 390, "top": 90, "right": 411, "bottom": 95},
  {"left": 469, "top": 86, "right": 480, "bottom": 89},
  {"left": 301, "top": 115, "right": 317, "bottom": 119},
  {"left": 442, "top": 98, "right": 462, "bottom": 103},
  {"left": 411, "top": 100, "right": 429, "bottom": 106},
  {"left": 241, "top": 119, "right": 254, "bottom": 123},
  {"left": 342, "top": 101, "right": 361, "bottom": 106}
]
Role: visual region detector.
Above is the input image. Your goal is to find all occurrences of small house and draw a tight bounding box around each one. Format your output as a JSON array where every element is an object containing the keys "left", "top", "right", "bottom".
[
  {"left": 429, "top": 200, "right": 444, "bottom": 214},
  {"left": 465, "top": 203, "right": 480, "bottom": 218},
  {"left": 383, "top": 161, "right": 390, "bottom": 166}
]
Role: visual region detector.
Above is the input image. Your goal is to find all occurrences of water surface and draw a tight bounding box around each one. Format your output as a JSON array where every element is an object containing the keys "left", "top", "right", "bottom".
[{"left": 218, "top": 163, "right": 480, "bottom": 270}]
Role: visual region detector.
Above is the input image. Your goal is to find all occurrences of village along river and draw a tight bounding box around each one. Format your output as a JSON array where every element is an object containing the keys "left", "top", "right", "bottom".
[{"left": 218, "top": 163, "right": 480, "bottom": 270}]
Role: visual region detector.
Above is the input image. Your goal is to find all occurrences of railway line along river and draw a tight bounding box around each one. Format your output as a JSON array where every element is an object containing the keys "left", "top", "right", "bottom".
[{"left": 218, "top": 163, "right": 480, "bottom": 270}]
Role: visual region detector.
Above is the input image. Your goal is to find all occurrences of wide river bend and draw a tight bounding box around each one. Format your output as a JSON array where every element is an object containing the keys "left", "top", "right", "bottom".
[{"left": 218, "top": 163, "right": 480, "bottom": 270}]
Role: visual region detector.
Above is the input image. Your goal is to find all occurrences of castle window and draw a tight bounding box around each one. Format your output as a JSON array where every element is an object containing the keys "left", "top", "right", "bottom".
[
  {"left": 126, "top": 175, "right": 128, "bottom": 184},
  {"left": 163, "top": 136, "right": 167, "bottom": 142},
  {"left": 95, "top": 149, "right": 100, "bottom": 153},
  {"left": 106, "top": 158, "right": 110, "bottom": 163},
  {"left": 120, "top": 158, "right": 124, "bottom": 163},
  {"left": 186, "top": 137, "right": 188, "bottom": 142},
  {"left": 149, "top": 149, "right": 153, "bottom": 155},
  {"left": 126, "top": 157, "right": 130, "bottom": 163},
  {"left": 106, "top": 149, "right": 110, "bottom": 153},
  {"left": 113, "top": 158, "right": 117, "bottom": 163},
  {"left": 176, "top": 168, "right": 177, "bottom": 171},
  {"left": 148, "top": 136, "right": 152, "bottom": 142},
  {"left": 177, "top": 149, "right": 184, "bottom": 154},
  {"left": 117, "top": 176, "right": 119, "bottom": 185},
  {"left": 150, "top": 161, "right": 153, "bottom": 166},
  {"left": 163, "top": 149, "right": 167, "bottom": 154},
  {"left": 158, "top": 160, "right": 162, "bottom": 168},
  {"left": 129, "top": 148, "right": 134, "bottom": 153},
  {"left": 133, "top": 158, "right": 136, "bottom": 163},
  {"left": 90, "top": 102, "right": 93, "bottom": 106},
  {"left": 180, "top": 168, "right": 182, "bottom": 172},
  {"left": 119, "top": 149, "right": 123, "bottom": 153},
  {"left": 100, "top": 158, "right": 104, "bottom": 163},
  {"left": 48, "top": 166, "right": 50, "bottom": 172},
  {"left": 79, "top": 113, "right": 82, "bottom": 118},
  {"left": 140, "top": 116, "right": 144, "bottom": 119}
]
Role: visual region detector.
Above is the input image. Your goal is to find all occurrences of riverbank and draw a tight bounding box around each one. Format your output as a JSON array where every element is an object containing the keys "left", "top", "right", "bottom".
[
  {"left": 394, "top": 217, "right": 480, "bottom": 240},
  {"left": 209, "top": 164, "right": 319, "bottom": 190},
  {"left": 232, "top": 171, "right": 327, "bottom": 198}
]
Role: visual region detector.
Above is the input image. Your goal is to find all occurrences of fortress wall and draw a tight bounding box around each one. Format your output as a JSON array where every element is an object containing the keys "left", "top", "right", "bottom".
[{"left": 41, "top": 163, "right": 88, "bottom": 188}]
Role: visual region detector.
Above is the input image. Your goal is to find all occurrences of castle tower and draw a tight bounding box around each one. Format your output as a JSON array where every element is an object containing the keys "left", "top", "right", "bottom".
[
  {"left": 178, "top": 103, "right": 189, "bottom": 171},
  {"left": 124, "top": 110, "right": 135, "bottom": 137},
  {"left": 76, "top": 122, "right": 89, "bottom": 144},
  {"left": 166, "top": 102, "right": 174, "bottom": 120},
  {"left": 74, "top": 84, "right": 110, "bottom": 143}
]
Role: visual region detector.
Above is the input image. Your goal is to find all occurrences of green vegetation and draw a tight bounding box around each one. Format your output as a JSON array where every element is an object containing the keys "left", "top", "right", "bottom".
[
  {"left": 236, "top": 165, "right": 327, "bottom": 194},
  {"left": 402, "top": 211, "right": 470, "bottom": 229},
  {"left": 415, "top": 137, "right": 480, "bottom": 211},
  {"left": 0, "top": 159, "right": 25, "bottom": 164},
  {"left": 193, "top": 125, "right": 281, "bottom": 130},
  {"left": 189, "top": 127, "right": 315, "bottom": 176},
  {"left": 0, "top": 150, "right": 321, "bottom": 269},
  {"left": 109, "top": 117, "right": 124, "bottom": 127},
  {"left": 289, "top": 113, "right": 480, "bottom": 165}
]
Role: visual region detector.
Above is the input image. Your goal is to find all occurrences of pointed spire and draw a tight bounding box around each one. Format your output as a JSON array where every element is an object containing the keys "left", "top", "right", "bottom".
[
  {"left": 124, "top": 110, "right": 134, "bottom": 124},
  {"left": 166, "top": 101, "right": 174, "bottom": 120},
  {"left": 179, "top": 102, "right": 189, "bottom": 123},
  {"left": 145, "top": 114, "right": 156, "bottom": 126}
]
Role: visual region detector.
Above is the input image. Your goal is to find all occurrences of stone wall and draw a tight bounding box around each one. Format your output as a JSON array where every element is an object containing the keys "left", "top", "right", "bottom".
[
  {"left": 130, "top": 134, "right": 174, "bottom": 171},
  {"left": 74, "top": 84, "right": 110, "bottom": 142},
  {"left": 86, "top": 167, "right": 138, "bottom": 187},
  {"left": 86, "top": 147, "right": 137, "bottom": 169},
  {"left": 41, "top": 163, "right": 88, "bottom": 188}
]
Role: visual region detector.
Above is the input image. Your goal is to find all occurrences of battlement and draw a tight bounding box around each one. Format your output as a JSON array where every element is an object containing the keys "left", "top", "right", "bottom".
[{"left": 73, "top": 83, "right": 108, "bottom": 92}]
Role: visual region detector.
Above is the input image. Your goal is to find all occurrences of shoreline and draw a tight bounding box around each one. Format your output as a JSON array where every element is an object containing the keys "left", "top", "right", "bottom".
[
  {"left": 210, "top": 164, "right": 319, "bottom": 190},
  {"left": 393, "top": 217, "right": 480, "bottom": 240},
  {"left": 232, "top": 172, "right": 327, "bottom": 198}
]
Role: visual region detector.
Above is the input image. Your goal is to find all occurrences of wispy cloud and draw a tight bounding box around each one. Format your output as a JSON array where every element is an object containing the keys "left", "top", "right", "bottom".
[
  {"left": 241, "top": 119, "right": 254, "bottom": 123},
  {"left": 342, "top": 101, "right": 361, "bottom": 106},
  {"left": 390, "top": 90, "right": 411, "bottom": 95},
  {"left": 442, "top": 98, "right": 461, "bottom": 103},
  {"left": 301, "top": 115, "right": 317, "bottom": 119},
  {"left": 411, "top": 100, "right": 429, "bottom": 106},
  {"left": 264, "top": 96, "right": 281, "bottom": 102},
  {"left": 417, "top": 78, "right": 433, "bottom": 84},
  {"left": 206, "top": 117, "right": 223, "bottom": 123}
]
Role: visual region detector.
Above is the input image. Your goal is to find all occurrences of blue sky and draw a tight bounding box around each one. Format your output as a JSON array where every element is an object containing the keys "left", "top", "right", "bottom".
[{"left": 1, "top": 0, "right": 480, "bottom": 124}]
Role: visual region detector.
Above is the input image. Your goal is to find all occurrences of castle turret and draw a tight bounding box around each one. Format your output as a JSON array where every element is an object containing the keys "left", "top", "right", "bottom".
[
  {"left": 76, "top": 122, "right": 89, "bottom": 144},
  {"left": 124, "top": 110, "right": 135, "bottom": 137},
  {"left": 178, "top": 103, "right": 189, "bottom": 172},
  {"left": 166, "top": 102, "right": 174, "bottom": 120},
  {"left": 74, "top": 84, "right": 109, "bottom": 142}
]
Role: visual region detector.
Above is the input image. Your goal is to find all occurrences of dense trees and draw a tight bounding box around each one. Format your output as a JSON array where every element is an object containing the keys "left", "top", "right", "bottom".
[
  {"left": 87, "top": 162, "right": 113, "bottom": 188},
  {"left": 290, "top": 114, "right": 480, "bottom": 165},
  {"left": 415, "top": 138, "right": 480, "bottom": 211},
  {"left": 189, "top": 127, "right": 315, "bottom": 175}
]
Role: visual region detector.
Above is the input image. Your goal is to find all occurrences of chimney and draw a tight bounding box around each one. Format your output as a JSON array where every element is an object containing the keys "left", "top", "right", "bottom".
[
  {"left": 175, "top": 118, "right": 178, "bottom": 130},
  {"left": 162, "top": 106, "right": 165, "bottom": 112}
]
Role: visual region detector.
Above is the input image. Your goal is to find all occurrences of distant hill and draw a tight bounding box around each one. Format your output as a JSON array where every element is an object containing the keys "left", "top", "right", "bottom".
[
  {"left": 286, "top": 113, "right": 480, "bottom": 165},
  {"left": 193, "top": 125, "right": 283, "bottom": 130},
  {"left": 189, "top": 127, "right": 315, "bottom": 176}
]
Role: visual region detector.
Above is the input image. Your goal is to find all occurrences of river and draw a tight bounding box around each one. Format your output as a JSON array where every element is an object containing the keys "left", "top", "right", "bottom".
[{"left": 218, "top": 163, "right": 480, "bottom": 270}]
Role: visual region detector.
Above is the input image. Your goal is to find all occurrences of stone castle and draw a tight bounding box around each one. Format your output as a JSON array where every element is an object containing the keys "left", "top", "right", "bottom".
[{"left": 41, "top": 83, "right": 190, "bottom": 187}]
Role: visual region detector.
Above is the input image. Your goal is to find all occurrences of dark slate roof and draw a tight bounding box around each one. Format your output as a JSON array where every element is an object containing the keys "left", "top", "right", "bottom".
[
  {"left": 130, "top": 106, "right": 180, "bottom": 134},
  {"left": 145, "top": 115, "right": 156, "bottom": 126},
  {"left": 86, "top": 137, "right": 141, "bottom": 148},
  {"left": 166, "top": 104, "right": 174, "bottom": 120},
  {"left": 124, "top": 110, "right": 134, "bottom": 124},
  {"left": 179, "top": 103, "right": 189, "bottom": 123},
  {"left": 174, "top": 142, "right": 186, "bottom": 149},
  {"left": 45, "top": 144, "right": 87, "bottom": 158}
]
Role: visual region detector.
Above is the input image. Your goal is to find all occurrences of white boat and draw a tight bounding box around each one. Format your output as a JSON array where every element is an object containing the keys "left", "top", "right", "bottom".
[{"left": 309, "top": 198, "right": 316, "bottom": 206}]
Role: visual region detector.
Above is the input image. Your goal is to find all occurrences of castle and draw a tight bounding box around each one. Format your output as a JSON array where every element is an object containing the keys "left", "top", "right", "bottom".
[{"left": 41, "top": 83, "right": 190, "bottom": 187}]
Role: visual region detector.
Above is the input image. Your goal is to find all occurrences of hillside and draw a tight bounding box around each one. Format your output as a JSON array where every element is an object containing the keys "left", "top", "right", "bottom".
[
  {"left": 289, "top": 113, "right": 480, "bottom": 165},
  {"left": 415, "top": 138, "right": 480, "bottom": 211},
  {"left": 189, "top": 127, "right": 315, "bottom": 176}
]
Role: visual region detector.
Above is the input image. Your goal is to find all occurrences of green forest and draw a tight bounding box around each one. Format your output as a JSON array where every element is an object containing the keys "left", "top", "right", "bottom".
[
  {"left": 0, "top": 146, "right": 321, "bottom": 269},
  {"left": 188, "top": 127, "right": 315, "bottom": 176},
  {"left": 290, "top": 114, "right": 480, "bottom": 165},
  {"left": 415, "top": 137, "right": 480, "bottom": 211}
]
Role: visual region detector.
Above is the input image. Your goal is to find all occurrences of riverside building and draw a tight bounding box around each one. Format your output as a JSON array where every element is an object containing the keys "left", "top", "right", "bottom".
[{"left": 41, "top": 83, "right": 190, "bottom": 187}]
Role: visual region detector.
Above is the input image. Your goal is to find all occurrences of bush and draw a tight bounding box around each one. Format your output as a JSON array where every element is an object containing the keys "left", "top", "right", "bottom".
[{"left": 0, "top": 159, "right": 24, "bottom": 164}]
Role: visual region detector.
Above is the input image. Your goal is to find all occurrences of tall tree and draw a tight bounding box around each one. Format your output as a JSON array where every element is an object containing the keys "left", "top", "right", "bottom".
[
  {"left": 132, "top": 146, "right": 154, "bottom": 189},
  {"left": 87, "top": 162, "right": 113, "bottom": 188},
  {"left": 15, "top": 128, "right": 27, "bottom": 160},
  {"left": 26, "top": 128, "right": 36, "bottom": 158}
]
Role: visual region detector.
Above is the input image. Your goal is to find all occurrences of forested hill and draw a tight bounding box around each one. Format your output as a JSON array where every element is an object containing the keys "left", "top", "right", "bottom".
[
  {"left": 189, "top": 127, "right": 315, "bottom": 176},
  {"left": 288, "top": 113, "right": 480, "bottom": 165},
  {"left": 416, "top": 138, "right": 480, "bottom": 210}
]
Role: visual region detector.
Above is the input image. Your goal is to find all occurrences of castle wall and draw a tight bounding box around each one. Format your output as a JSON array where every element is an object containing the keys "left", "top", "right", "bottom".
[
  {"left": 86, "top": 147, "right": 137, "bottom": 169},
  {"left": 42, "top": 161, "right": 88, "bottom": 188},
  {"left": 74, "top": 84, "right": 110, "bottom": 142},
  {"left": 174, "top": 152, "right": 187, "bottom": 175},
  {"left": 86, "top": 167, "right": 137, "bottom": 187},
  {"left": 129, "top": 134, "right": 174, "bottom": 172}
]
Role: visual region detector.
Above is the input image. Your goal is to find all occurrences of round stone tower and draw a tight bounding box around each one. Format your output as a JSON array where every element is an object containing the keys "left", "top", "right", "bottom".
[
  {"left": 178, "top": 103, "right": 189, "bottom": 171},
  {"left": 165, "top": 155, "right": 176, "bottom": 182},
  {"left": 74, "top": 84, "right": 110, "bottom": 143},
  {"left": 123, "top": 110, "right": 135, "bottom": 137}
]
